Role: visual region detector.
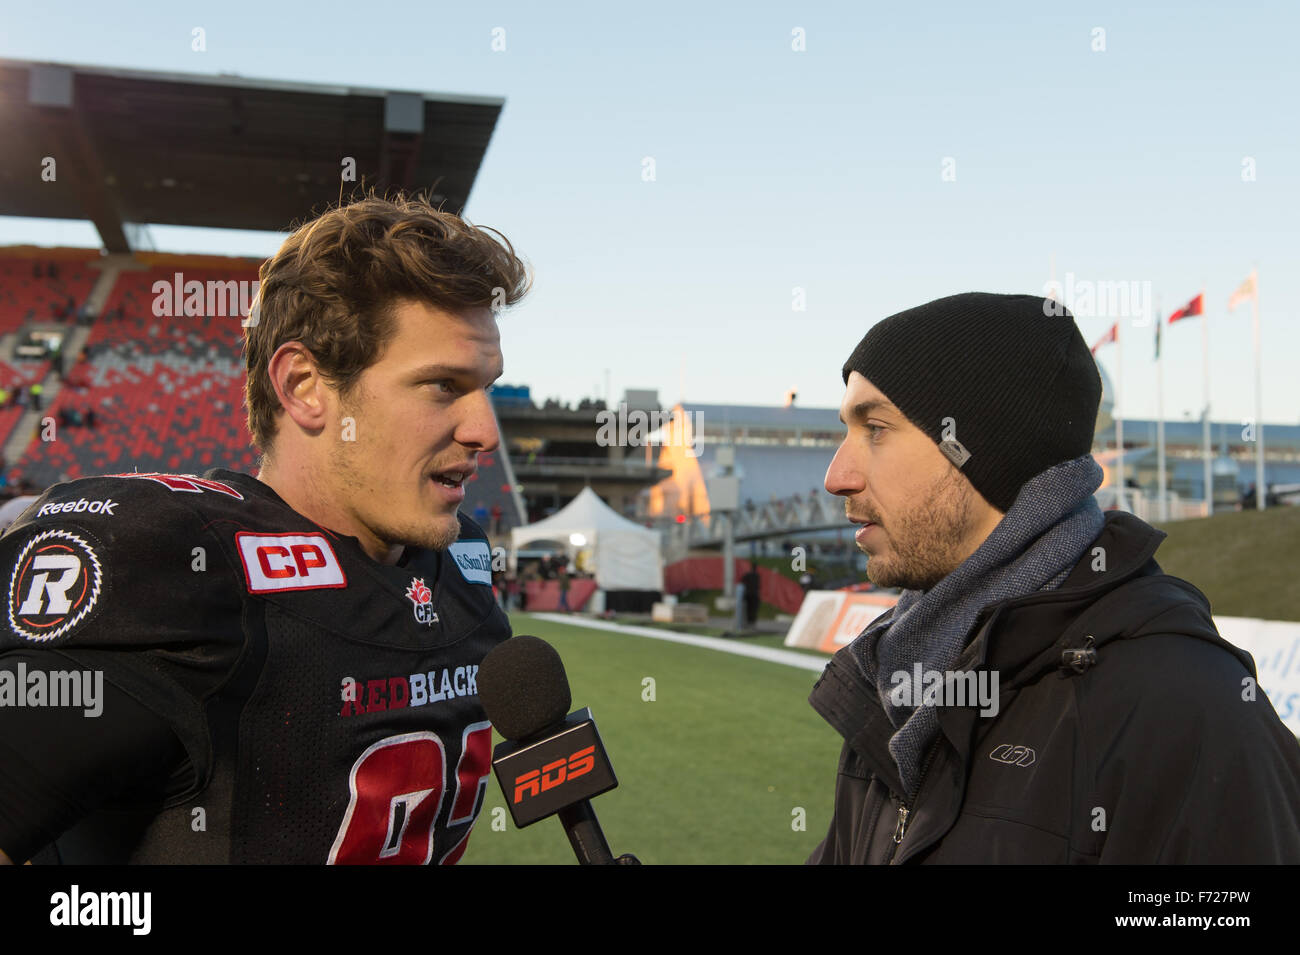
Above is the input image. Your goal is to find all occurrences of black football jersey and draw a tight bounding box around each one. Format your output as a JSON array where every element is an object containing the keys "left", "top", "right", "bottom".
[{"left": 0, "top": 469, "right": 509, "bottom": 864}]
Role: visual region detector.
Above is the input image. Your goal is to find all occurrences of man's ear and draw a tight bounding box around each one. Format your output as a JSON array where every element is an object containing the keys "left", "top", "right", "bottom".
[{"left": 266, "top": 342, "right": 330, "bottom": 435}]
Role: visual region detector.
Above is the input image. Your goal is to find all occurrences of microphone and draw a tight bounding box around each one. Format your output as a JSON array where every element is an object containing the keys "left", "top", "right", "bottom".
[{"left": 478, "top": 635, "right": 637, "bottom": 865}]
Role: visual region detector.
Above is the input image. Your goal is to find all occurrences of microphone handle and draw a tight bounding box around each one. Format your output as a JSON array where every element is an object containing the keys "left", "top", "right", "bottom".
[{"left": 557, "top": 801, "right": 615, "bottom": 865}]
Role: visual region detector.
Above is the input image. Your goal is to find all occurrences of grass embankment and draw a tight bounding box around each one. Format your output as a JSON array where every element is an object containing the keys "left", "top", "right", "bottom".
[{"left": 1153, "top": 505, "right": 1300, "bottom": 621}]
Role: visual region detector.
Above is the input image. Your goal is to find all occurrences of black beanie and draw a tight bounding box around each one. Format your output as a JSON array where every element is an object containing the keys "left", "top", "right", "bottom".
[{"left": 841, "top": 292, "right": 1101, "bottom": 514}]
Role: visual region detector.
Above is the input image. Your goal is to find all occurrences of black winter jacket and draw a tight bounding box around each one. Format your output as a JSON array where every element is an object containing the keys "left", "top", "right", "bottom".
[{"left": 807, "top": 512, "right": 1300, "bottom": 864}]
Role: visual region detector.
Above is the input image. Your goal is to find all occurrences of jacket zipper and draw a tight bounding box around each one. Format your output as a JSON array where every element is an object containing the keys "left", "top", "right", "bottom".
[
  {"left": 892, "top": 804, "right": 909, "bottom": 844},
  {"left": 884, "top": 613, "right": 1002, "bottom": 861},
  {"left": 886, "top": 737, "right": 943, "bottom": 863}
]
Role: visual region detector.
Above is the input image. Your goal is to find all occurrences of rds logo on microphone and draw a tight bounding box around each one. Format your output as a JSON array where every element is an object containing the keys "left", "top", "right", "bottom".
[{"left": 513, "top": 745, "right": 597, "bottom": 804}]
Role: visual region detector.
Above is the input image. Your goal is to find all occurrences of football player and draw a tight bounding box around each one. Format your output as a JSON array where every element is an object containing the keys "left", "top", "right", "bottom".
[{"left": 0, "top": 195, "right": 529, "bottom": 863}]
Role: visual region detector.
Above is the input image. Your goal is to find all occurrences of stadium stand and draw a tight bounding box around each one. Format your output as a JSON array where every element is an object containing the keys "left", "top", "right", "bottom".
[
  {"left": 0, "top": 358, "right": 52, "bottom": 451},
  {"left": 2, "top": 253, "right": 527, "bottom": 522},
  {"left": 0, "top": 249, "right": 99, "bottom": 332},
  {"left": 460, "top": 444, "right": 526, "bottom": 540},
  {"left": 8, "top": 256, "right": 260, "bottom": 486}
]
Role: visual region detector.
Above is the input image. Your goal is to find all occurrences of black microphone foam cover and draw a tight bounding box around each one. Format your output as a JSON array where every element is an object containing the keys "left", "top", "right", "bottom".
[{"left": 478, "top": 635, "right": 573, "bottom": 741}]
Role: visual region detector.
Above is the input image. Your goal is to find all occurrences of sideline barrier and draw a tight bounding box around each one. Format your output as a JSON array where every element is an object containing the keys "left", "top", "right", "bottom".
[{"left": 784, "top": 590, "right": 898, "bottom": 654}]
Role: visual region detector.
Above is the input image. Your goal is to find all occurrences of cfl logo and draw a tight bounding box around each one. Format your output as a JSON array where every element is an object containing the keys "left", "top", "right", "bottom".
[{"left": 512, "top": 746, "right": 596, "bottom": 804}]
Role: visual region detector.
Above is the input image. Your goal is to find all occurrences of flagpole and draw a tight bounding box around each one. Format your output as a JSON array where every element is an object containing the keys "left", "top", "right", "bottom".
[
  {"left": 1156, "top": 296, "right": 1167, "bottom": 522},
  {"left": 1201, "top": 285, "right": 1212, "bottom": 517},
  {"left": 1116, "top": 321, "right": 1125, "bottom": 512},
  {"left": 1253, "top": 269, "right": 1264, "bottom": 511}
]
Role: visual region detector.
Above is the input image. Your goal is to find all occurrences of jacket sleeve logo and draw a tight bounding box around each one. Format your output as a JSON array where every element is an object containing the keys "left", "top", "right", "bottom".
[
  {"left": 237, "top": 532, "right": 347, "bottom": 593},
  {"left": 988, "top": 743, "right": 1037, "bottom": 767},
  {"left": 7, "top": 529, "right": 104, "bottom": 645}
]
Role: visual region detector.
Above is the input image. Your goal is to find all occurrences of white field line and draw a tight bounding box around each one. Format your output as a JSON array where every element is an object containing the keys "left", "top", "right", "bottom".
[{"left": 522, "top": 613, "right": 828, "bottom": 672}]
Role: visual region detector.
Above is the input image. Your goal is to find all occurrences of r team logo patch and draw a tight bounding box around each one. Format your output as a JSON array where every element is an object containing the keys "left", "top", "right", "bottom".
[{"left": 7, "top": 529, "right": 105, "bottom": 645}]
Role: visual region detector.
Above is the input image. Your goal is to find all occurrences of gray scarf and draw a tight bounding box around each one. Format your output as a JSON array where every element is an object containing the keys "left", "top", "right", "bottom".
[{"left": 851, "top": 453, "right": 1105, "bottom": 797}]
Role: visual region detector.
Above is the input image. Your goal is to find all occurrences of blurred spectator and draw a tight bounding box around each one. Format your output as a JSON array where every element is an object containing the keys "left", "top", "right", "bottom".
[
  {"left": 557, "top": 564, "right": 570, "bottom": 612},
  {"left": 29, "top": 382, "right": 43, "bottom": 412},
  {"left": 742, "top": 562, "right": 761, "bottom": 626}
]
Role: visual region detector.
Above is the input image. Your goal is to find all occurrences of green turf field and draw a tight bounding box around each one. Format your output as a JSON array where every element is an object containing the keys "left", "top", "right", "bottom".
[{"left": 460, "top": 613, "right": 840, "bottom": 865}]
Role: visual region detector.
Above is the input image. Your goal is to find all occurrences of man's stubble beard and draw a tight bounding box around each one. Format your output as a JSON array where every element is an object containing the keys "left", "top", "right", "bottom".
[
  {"left": 328, "top": 409, "right": 463, "bottom": 555},
  {"left": 864, "top": 466, "right": 977, "bottom": 592}
]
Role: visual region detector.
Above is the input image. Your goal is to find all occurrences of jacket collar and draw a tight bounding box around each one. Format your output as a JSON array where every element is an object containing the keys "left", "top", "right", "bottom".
[
  {"left": 968, "top": 510, "right": 1167, "bottom": 681},
  {"left": 809, "top": 511, "right": 1178, "bottom": 778}
]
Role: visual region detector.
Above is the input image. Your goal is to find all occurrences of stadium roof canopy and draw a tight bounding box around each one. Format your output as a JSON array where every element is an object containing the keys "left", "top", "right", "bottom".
[{"left": 0, "top": 58, "right": 505, "bottom": 253}]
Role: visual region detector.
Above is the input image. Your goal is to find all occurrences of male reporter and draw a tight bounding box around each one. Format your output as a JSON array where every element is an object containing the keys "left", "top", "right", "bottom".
[
  {"left": 0, "top": 196, "right": 529, "bottom": 864},
  {"left": 809, "top": 292, "right": 1300, "bottom": 864}
]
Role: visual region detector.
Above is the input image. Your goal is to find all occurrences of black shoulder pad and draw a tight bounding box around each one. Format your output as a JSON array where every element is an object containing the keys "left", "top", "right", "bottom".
[
  {"left": 0, "top": 473, "right": 233, "bottom": 651},
  {"left": 455, "top": 512, "right": 490, "bottom": 543}
]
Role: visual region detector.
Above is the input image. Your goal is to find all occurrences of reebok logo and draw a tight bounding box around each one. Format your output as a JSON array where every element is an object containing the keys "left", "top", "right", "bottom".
[{"left": 38, "top": 498, "right": 117, "bottom": 517}]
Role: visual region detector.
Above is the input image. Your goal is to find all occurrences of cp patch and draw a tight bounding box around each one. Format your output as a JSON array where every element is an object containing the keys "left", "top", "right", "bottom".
[{"left": 7, "top": 529, "right": 105, "bottom": 645}]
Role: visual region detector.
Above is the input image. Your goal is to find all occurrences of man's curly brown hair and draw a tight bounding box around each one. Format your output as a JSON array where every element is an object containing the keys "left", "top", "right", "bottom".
[{"left": 243, "top": 194, "right": 530, "bottom": 454}]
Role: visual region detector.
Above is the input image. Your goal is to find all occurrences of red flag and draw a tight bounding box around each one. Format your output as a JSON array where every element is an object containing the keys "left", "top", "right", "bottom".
[
  {"left": 1090, "top": 322, "right": 1117, "bottom": 356},
  {"left": 1167, "top": 292, "right": 1204, "bottom": 324}
]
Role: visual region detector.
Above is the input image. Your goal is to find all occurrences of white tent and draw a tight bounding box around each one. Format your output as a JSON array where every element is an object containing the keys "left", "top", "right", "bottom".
[{"left": 511, "top": 487, "right": 664, "bottom": 591}]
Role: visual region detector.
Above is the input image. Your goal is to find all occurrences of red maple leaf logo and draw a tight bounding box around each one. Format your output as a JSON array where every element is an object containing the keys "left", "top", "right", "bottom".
[{"left": 406, "top": 578, "right": 432, "bottom": 606}]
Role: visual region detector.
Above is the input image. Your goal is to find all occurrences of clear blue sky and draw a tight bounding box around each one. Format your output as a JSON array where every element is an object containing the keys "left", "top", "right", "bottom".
[{"left": 3, "top": 0, "right": 1297, "bottom": 427}]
